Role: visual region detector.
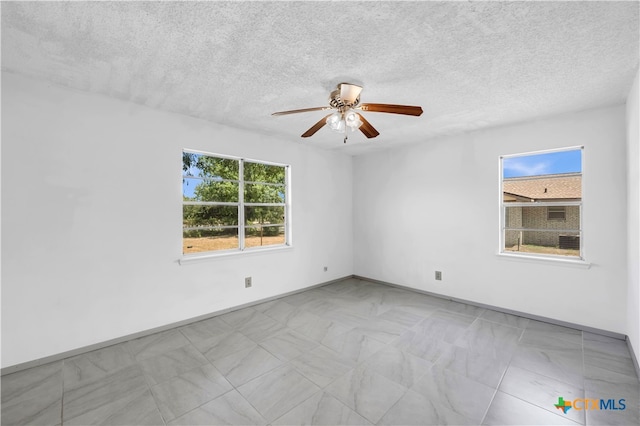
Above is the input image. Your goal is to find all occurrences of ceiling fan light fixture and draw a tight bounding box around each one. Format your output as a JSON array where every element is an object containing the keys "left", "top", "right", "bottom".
[
  {"left": 344, "top": 109, "right": 362, "bottom": 131},
  {"left": 326, "top": 111, "right": 345, "bottom": 133},
  {"left": 326, "top": 111, "right": 341, "bottom": 127}
]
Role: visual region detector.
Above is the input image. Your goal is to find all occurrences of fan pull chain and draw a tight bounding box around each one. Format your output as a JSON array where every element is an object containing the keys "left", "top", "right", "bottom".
[{"left": 344, "top": 134, "right": 348, "bottom": 144}]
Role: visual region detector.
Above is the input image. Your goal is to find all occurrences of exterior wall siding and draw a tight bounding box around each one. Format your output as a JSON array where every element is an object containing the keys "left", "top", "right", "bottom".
[
  {"left": 505, "top": 207, "right": 523, "bottom": 247},
  {"left": 505, "top": 205, "right": 580, "bottom": 247}
]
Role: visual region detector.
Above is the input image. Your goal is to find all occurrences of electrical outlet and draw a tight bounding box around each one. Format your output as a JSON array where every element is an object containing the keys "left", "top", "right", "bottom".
[
  {"left": 435, "top": 271, "right": 442, "bottom": 281},
  {"left": 324, "top": 266, "right": 328, "bottom": 272},
  {"left": 245, "top": 277, "right": 252, "bottom": 288}
]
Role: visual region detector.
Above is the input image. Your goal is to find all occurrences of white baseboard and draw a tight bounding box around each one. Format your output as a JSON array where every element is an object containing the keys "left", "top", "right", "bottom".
[
  {"left": 354, "top": 274, "right": 627, "bottom": 340},
  {"left": 1, "top": 275, "right": 350, "bottom": 376}
]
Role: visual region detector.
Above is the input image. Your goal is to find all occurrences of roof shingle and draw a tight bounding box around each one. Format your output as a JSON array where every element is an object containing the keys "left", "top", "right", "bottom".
[{"left": 503, "top": 173, "right": 581, "bottom": 201}]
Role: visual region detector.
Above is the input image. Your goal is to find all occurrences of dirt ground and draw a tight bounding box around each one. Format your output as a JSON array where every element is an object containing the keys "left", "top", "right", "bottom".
[
  {"left": 505, "top": 244, "right": 580, "bottom": 257},
  {"left": 183, "top": 235, "right": 285, "bottom": 254}
]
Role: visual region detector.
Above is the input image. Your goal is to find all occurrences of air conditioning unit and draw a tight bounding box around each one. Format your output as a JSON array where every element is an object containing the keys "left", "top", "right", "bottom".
[{"left": 559, "top": 235, "right": 580, "bottom": 249}]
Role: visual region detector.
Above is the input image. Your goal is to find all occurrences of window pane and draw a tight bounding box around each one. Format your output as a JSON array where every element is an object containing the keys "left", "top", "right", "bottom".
[
  {"left": 503, "top": 150, "right": 581, "bottom": 179},
  {"left": 244, "top": 162, "right": 285, "bottom": 184},
  {"left": 503, "top": 149, "right": 582, "bottom": 203},
  {"left": 502, "top": 148, "right": 582, "bottom": 259},
  {"left": 183, "top": 205, "right": 238, "bottom": 228},
  {"left": 183, "top": 177, "right": 239, "bottom": 202},
  {"left": 244, "top": 183, "right": 285, "bottom": 203},
  {"left": 245, "top": 225, "right": 285, "bottom": 248},
  {"left": 183, "top": 228, "right": 239, "bottom": 254},
  {"left": 245, "top": 206, "right": 285, "bottom": 226},
  {"left": 505, "top": 206, "right": 579, "bottom": 231},
  {"left": 504, "top": 230, "right": 580, "bottom": 257},
  {"left": 547, "top": 206, "right": 566, "bottom": 220},
  {"left": 183, "top": 153, "right": 239, "bottom": 180}
]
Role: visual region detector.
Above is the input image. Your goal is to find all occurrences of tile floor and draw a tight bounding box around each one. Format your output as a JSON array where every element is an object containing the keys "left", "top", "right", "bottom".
[{"left": 2, "top": 277, "right": 639, "bottom": 425}]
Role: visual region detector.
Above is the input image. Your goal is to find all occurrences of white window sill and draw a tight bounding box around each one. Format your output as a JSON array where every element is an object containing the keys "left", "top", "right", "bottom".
[
  {"left": 179, "top": 244, "right": 293, "bottom": 265},
  {"left": 496, "top": 251, "right": 591, "bottom": 268}
]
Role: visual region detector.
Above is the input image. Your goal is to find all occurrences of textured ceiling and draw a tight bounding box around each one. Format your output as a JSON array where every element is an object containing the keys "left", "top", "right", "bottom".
[{"left": 2, "top": 1, "right": 638, "bottom": 155}]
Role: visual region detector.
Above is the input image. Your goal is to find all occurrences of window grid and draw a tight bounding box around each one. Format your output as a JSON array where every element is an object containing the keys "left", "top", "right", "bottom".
[
  {"left": 499, "top": 147, "right": 583, "bottom": 260},
  {"left": 182, "top": 150, "right": 289, "bottom": 256}
]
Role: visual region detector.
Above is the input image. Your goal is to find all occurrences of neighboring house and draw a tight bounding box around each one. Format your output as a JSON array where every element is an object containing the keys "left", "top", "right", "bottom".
[{"left": 503, "top": 173, "right": 582, "bottom": 248}]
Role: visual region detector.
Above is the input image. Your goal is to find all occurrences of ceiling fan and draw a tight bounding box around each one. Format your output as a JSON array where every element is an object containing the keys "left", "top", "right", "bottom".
[{"left": 272, "top": 83, "right": 423, "bottom": 143}]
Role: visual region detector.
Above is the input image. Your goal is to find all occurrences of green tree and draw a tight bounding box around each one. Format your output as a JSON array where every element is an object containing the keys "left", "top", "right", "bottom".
[
  {"left": 183, "top": 154, "right": 239, "bottom": 236},
  {"left": 183, "top": 154, "right": 285, "bottom": 237},
  {"left": 244, "top": 162, "right": 285, "bottom": 236}
]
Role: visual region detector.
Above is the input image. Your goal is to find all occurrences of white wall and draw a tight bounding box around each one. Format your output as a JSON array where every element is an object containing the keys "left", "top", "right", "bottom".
[
  {"left": 627, "top": 69, "right": 640, "bottom": 365},
  {"left": 354, "top": 105, "right": 628, "bottom": 334},
  {"left": 1, "top": 70, "right": 635, "bottom": 369},
  {"left": 1, "top": 73, "right": 353, "bottom": 368}
]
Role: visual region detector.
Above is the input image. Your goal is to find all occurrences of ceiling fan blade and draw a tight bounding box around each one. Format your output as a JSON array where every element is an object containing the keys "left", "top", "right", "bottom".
[
  {"left": 301, "top": 114, "right": 332, "bottom": 138},
  {"left": 358, "top": 114, "right": 380, "bottom": 139},
  {"left": 339, "top": 83, "right": 363, "bottom": 105},
  {"left": 272, "top": 106, "right": 330, "bottom": 116},
  {"left": 359, "top": 103, "right": 423, "bottom": 116}
]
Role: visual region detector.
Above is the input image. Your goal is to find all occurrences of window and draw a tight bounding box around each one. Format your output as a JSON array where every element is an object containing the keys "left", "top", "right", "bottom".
[
  {"left": 182, "top": 150, "right": 289, "bottom": 256},
  {"left": 547, "top": 206, "right": 566, "bottom": 220},
  {"left": 500, "top": 147, "right": 583, "bottom": 260}
]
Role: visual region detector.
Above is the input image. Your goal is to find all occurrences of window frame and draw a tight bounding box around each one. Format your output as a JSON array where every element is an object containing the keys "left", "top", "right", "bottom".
[
  {"left": 182, "top": 149, "right": 291, "bottom": 259},
  {"left": 547, "top": 206, "right": 566, "bottom": 221},
  {"left": 498, "top": 146, "right": 586, "bottom": 264}
]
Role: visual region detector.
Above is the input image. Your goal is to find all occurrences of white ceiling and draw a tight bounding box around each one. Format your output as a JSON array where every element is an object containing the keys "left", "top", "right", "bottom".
[{"left": 2, "top": 1, "right": 638, "bottom": 155}]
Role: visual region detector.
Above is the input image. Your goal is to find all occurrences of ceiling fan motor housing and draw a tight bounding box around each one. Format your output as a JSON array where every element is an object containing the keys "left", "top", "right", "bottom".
[{"left": 329, "top": 83, "right": 363, "bottom": 109}]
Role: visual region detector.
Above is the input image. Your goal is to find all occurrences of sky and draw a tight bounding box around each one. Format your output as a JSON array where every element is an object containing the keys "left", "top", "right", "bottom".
[
  {"left": 503, "top": 149, "right": 582, "bottom": 178},
  {"left": 183, "top": 177, "right": 199, "bottom": 198}
]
